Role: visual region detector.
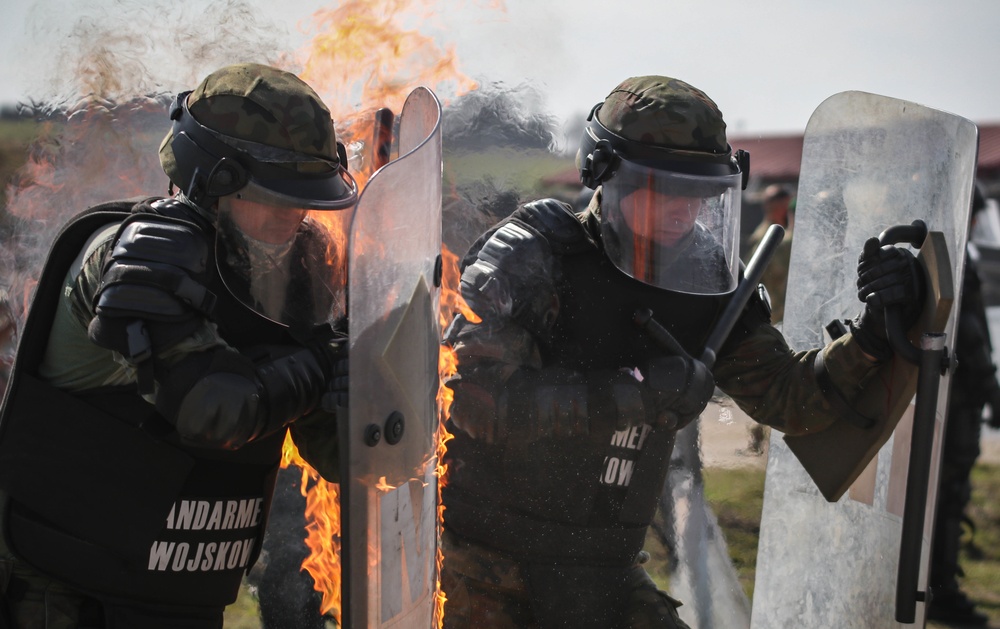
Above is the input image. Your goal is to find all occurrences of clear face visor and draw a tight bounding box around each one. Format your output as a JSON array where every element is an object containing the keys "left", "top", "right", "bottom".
[
  {"left": 601, "top": 160, "right": 741, "bottom": 295},
  {"left": 216, "top": 181, "right": 354, "bottom": 331}
]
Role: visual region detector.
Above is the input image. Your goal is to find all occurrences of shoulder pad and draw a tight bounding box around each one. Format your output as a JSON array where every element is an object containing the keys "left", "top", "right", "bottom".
[
  {"left": 94, "top": 213, "right": 216, "bottom": 321},
  {"left": 512, "top": 198, "right": 596, "bottom": 255},
  {"left": 460, "top": 219, "right": 553, "bottom": 323},
  {"left": 135, "top": 197, "right": 213, "bottom": 231},
  {"left": 89, "top": 211, "right": 217, "bottom": 367},
  {"left": 111, "top": 213, "right": 211, "bottom": 278},
  {"left": 81, "top": 197, "right": 151, "bottom": 215}
]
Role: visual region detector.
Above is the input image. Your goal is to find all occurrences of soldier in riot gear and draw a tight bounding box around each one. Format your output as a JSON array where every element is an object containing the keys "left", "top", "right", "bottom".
[
  {"left": 440, "top": 76, "right": 926, "bottom": 628},
  {"left": 927, "top": 184, "right": 1000, "bottom": 626},
  {"left": 0, "top": 63, "right": 353, "bottom": 628}
]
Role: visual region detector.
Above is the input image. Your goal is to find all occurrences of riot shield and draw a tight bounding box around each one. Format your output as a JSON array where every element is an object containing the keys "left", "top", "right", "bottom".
[
  {"left": 750, "top": 92, "right": 977, "bottom": 628},
  {"left": 662, "top": 415, "right": 752, "bottom": 629},
  {"left": 342, "top": 86, "right": 442, "bottom": 629}
]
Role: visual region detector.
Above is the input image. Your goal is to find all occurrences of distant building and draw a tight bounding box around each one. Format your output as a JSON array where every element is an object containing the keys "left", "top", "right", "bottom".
[{"left": 542, "top": 123, "right": 1000, "bottom": 246}]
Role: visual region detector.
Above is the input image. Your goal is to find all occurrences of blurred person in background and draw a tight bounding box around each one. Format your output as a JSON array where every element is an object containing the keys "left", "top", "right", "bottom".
[
  {"left": 927, "top": 183, "right": 1000, "bottom": 626},
  {"left": 743, "top": 184, "right": 793, "bottom": 324},
  {"left": 741, "top": 186, "right": 795, "bottom": 454}
]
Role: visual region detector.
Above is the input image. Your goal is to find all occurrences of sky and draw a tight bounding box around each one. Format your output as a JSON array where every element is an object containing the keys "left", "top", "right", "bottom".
[{"left": 1, "top": 0, "right": 998, "bottom": 138}]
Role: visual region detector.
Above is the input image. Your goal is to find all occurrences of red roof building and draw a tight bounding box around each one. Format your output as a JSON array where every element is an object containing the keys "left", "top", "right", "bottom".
[{"left": 730, "top": 121, "right": 1000, "bottom": 194}]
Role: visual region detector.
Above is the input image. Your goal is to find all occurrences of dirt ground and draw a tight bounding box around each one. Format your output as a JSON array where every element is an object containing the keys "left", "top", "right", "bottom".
[
  {"left": 699, "top": 398, "right": 769, "bottom": 470},
  {"left": 700, "top": 396, "right": 1000, "bottom": 470}
]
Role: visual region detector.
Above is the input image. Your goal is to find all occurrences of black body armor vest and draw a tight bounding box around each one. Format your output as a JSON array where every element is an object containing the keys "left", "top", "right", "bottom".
[
  {"left": 443, "top": 200, "right": 745, "bottom": 566},
  {"left": 0, "top": 199, "right": 295, "bottom": 608}
]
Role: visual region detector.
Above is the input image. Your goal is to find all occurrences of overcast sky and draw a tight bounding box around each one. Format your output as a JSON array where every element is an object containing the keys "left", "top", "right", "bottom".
[{"left": 1, "top": 0, "right": 998, "bottom": 136}]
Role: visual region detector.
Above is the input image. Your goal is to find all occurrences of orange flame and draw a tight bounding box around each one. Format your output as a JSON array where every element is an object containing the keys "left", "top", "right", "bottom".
[
  {"left": 280, "top": 243, "right": 472, "bottom": 626},
  {"left": 280, "top": 2, "right": 499, "bottom": 625},
  {"left": 280, "top": 436, "right": 344, "bottom": 619},
  {"left": 293, "top": 0, "right": 482, "bottom": 189},
  {"left": 432, "top": 246, "right": 464, "bottom": 626}
]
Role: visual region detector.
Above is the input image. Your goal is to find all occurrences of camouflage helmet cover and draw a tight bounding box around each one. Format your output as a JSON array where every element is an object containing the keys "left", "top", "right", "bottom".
[
  {"left": 578, "top": 75, "right": 745, "bottom": 191},
  {"left": 159, "top": 63, "right": 343, "bottom": 188},
  {"left": 583, "top": 76, "right": 745, "bottom": 295},
  {"left": 597, "top": 76, "right": 729, "bottom": 153},
  {"left": 597, "top": 75, "right": 730, "bottom": 155}
]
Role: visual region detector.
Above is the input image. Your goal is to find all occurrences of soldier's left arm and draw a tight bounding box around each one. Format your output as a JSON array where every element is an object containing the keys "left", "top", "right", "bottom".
[{"left": 714, "top": 322, "right": 881, "bottom": 436}]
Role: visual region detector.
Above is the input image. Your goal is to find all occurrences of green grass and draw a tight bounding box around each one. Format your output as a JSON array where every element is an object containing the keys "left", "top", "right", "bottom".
[
  {"left": 223, "top": 586, "right": 263, "bottom": 629},
  {"left": 697, "top": 463, "right": 1000, "bottom": 628},
  {"left": 951, "top": 463, "right": 1000, "bottom": 625},
  {"left": 0, "top": 118, "right": 44, "bottom": 144},
  {"left": 443, "top": 148, "right": 574, "bottom": 198},
  {"left": 702, "top": 466, "right": 766, "bottom": 600},
  {"left": 640, "top": 466, "right": 765, "bottom": 602}
]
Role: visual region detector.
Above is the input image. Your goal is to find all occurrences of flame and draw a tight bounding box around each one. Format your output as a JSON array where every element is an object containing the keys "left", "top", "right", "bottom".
[
  {"left": 280, "top": 436, "right": 344, "bottom": 619},
  {"left": 431, "top": 246, "right": 465, "bottom": 627},
  {"left": 280, "top": 243, "right": 471, "bottom": 626},
  {"left": 375, "top": 475, "right": 397, "bottom": 492},
  {"left": 281, "top": 2, "right": 499, "bottom": 626},
  {"left": 293, "top": 0, "right": 484, "bottom": 190}
]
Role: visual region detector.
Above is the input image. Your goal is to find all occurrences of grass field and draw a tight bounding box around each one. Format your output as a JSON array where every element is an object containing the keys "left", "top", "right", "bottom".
[{"left": 696, "top": 463, "right": 1000, "bottom": 629}]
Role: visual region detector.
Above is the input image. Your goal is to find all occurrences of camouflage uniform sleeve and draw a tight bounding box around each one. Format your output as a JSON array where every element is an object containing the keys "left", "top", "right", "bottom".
[
  {"left": 46, "top": 222, "right": 229, "bottom": 395},
  {"left": 713, "top": 323, "right": 881, "bottom": 435}
]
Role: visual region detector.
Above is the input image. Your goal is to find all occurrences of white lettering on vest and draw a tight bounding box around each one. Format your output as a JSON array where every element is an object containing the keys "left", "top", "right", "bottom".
[
  {"left": 148, "top": 541, "right": 174, "bottom": 570},
  {"left": 147, "top": 538, "right": 257, "bottom": 573},
  {"left": 600, "top": 456, "right": 635, "bottom": 487},
  {"left": 165, "top": 498, "right": 264, "bottom": 531},
  {"left": 608, "top": 424, "right": 652, "bottom": 450}
]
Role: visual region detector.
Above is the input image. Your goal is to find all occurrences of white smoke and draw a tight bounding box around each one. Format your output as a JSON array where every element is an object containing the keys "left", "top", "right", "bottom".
[{"left": 2, "top": 0, "right": 298, "bottom": 320}]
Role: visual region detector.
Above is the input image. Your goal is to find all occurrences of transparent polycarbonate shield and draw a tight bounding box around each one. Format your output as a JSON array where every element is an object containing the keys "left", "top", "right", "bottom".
[
  {"left": 342, "top": 87, "right": 442, "bottom": 629},
  {"left": 662, "top": 416, "right": 751, "bottom": 629},
  {"left": 750, "top": 92, "right": 977, "bottom": 628}
]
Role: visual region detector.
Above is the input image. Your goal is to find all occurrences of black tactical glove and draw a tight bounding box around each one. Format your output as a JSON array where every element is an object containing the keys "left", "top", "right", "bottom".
[
  {"left": 643, "top": 355, "right": 715, "bottom": 429},
  {"left": 321, "top": 346, "right": 349, "bottom": 413},
  {"left": 849, "top": 237, "right": 925, "bottom": 361}
]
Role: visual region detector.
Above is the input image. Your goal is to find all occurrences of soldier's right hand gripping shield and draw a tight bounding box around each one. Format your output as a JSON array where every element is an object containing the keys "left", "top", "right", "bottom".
[
  {"left": 751, "top": 91, "right": 978, "bottom": 629},
  {"left": 340, "top": 87, "right": 443, "bottom": 629}
]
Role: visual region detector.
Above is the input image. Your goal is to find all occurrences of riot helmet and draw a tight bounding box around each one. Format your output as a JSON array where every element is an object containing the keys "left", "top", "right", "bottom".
[
  {"left": 159, "top": 63, "right": 358, "bottom": 331},
  {"left": 578, "top": 76, "right": 749, "bottom": 295}
]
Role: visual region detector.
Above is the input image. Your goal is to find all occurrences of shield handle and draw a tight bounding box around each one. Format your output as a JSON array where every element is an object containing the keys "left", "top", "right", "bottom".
[
  {"left": 874, "top": 219, "right": 928, "bottom": 364},
  {"left": 872, "top": 219, "right": 956, "bottom": 624}
]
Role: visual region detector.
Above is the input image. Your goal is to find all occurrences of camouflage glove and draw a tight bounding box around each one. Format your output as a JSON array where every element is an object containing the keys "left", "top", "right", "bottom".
[
  {"left": 849, "top": 238, "right": 925, "bottom": 361},
  {"left": 643, "top": 355, "right": 715, "bottom": 429}
]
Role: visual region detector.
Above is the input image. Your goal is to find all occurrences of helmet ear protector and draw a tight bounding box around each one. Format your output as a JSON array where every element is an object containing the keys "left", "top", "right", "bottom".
[
  {"left": 166, "top": 91, "right": 355, "bottom": 208},
  {"left": 578, "top": 103, "right": 750, "bottom": 191}
]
